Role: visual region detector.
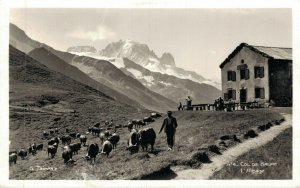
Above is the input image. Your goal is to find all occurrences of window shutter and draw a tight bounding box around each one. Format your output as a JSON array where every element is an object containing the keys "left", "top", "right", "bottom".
[
  {"left": 260, "top": 67, "right": 264, "bottom": 78},
  {"left": 260, "top": 88, "right": 265, "bottom": 99},
  {"left": 232, "top": 90, "right": 236, "bottom": 100},
  {"left": 245, "top": 69, "right": 250, "bottom": 80},
  {"left": 254, "top": 67, "right": 258, "bottom": 78},
  {"left": 224, "top": 93, "right": 228, "bottom": 101},
  {"left": 227, "top": 71, "right": 231, "bottom": 81},
  {"left": 232, "top": 71, "right": 236, "bottom": 81},
  {"left": 255, "top": 88, "right": 259, "bottom": 98}
]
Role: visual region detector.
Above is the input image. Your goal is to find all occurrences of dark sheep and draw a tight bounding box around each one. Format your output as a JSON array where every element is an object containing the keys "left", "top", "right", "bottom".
[
  {"left": 108, "top": 133, "right": 120, "bottom": 149},
  {"left": 244, "top": 129, "right": 258, "bottom": 139},
  {"left": 18, "top": 149, "right": 27, "bottom": 159},
  {"left": 208, "top": 145, "right": 221, "bottom": 154},
  {"left": 28, "top": 143, "right": 37, "bottom": 155},
  {"left": 143, "top": 116, "right": 155, "bottom": 125},
  {"left": 86, "top": 143, "right": 99, "bottom": 164},
  {"left": 94, "top": 123, "right": 100, "bottom": 128},
  {"left": 127, "top": 129, "right": 140, "bottom": 154},
  {"left": 192, "top": 151, "right": 211, "bottom": 163},
  {"left": 48, "top": 137, "right": 60, "bottom": 145},
  {"left": 47, "top": 145, "right": 58, "bottom": 158},
  {"left": 9, "top": 153, "right": 17, "bottom": 166},
  {"left": 69, "top": 132, "right": 77, "bottom": 138},
  {"left": 104, "top": 131, "right": 111, "bottom": 138},
  {"left": 258, "top": 125, "right": 267, "bottom": 131},
  {"left": 91, "top": 127, "right": 100, "bottom": 137},
  {"left": 50, "top": 130, "right": 54, "bottom": 135},
  {"left": 69, "top": 143, "right": 81, "bottom": 154},
  {"left": 101, "top": 140, "right": 113, "bottom": 158},
  {"left": 100, "top": 131, "right": 111, "bottom": 144},
  {"left": 151, "top": 113, "right": 162, "bottom": 118},
  {"left": 266, "top": 122, "right": 272, "bottom": 129},
  {"left": 80, "top": 135, "right": 87, "bottom": 146},
  {"left": 43, "top": 131, "right": 49, "bottom": 138},
  {"left": 62, "top": 146, "right": 73, "bottom": 164},
  {"left": 60, "top": 135, "right": 71, "bottom": 145},
  {"left": 36, "top": 143, "right": 43, "bottom": 151},
  {"left": 137, "top": 127, "right": 156, "bottom": 152}
]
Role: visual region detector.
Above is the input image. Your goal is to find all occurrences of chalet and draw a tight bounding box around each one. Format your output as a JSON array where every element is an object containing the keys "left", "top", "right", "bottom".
[{"left": 219, "top": 43, "right": 292, "bottom": 107}]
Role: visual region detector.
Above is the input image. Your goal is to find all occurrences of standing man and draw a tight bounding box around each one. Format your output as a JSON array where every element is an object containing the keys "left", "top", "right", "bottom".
[
  {"left": 187, "top": 96, "right": 192, "bottom": 110},
  {"left": 159, "top": 111, "right": 178, "bottom": 151},
  {"left": 178, "top": 102, "right": 183, "bottom": 111}
]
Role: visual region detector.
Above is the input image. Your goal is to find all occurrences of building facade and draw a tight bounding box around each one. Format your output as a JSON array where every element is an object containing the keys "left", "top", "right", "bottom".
[{"left": 219, "top": 43, "right": 292, "bottom": 106}]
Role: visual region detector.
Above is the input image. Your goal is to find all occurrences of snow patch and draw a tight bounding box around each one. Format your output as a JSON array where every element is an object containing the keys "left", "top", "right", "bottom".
[
  {"left": 69, "top": 52, "right": 125, "bottom": 69},
  {"left": 143, "top": 75, "right": 154, "bottom": 83},
  {"left": 113, "top": 58, "right": 125, "bottom": 69},
  {"left": 159, "top": 81, "right": 176, "bottom": 87},
  {"left": 127, "top": 68, "right": 143, "bottom": 78}
]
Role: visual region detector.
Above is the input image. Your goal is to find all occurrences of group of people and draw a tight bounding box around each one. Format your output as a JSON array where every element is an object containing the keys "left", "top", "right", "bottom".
[
  {"left": 214, "top": 97, "right": 225, "bottom": 111},
  {"left": 177, "top": 96, "right": 192, "bottom": 111}
]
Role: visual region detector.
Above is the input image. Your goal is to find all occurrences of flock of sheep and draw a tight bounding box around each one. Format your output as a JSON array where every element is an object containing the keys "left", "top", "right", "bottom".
[{"left": 9, "top": 112, "right": 162, "bottom": 166}]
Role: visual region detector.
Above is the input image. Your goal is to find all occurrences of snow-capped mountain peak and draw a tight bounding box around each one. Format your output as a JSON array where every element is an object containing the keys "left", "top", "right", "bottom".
[{"left": 66, "top": 40, "right": 221, "bottom": 89}]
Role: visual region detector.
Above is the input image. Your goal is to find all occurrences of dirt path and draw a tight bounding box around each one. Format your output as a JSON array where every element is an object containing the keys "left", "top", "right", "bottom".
[{"left": 173, "top": 113, "right": 292, "bottom": 180}]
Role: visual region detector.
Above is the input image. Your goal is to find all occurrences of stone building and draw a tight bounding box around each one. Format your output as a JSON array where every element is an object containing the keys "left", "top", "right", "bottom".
[{"left": 219, "top": 43, "right": 292, "bottom": 106}]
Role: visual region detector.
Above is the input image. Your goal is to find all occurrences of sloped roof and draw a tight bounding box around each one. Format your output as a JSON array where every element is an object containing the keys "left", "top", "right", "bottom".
[{"left": 220, "top": 43, "right": 292, "bottom": 68}]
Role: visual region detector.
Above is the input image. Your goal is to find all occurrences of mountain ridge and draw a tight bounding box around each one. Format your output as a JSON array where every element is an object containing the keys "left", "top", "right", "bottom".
[
  {"left": 68, "top": 39, "right": 220, "bottom": 89},
  {"left": 10, "top": 23, "right": 177, "bottom": 112}
]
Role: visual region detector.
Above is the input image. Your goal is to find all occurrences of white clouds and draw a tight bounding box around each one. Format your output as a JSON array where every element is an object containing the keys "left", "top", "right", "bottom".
[{"left": 67, "top": 25, "right": 115, "bottom": 41}]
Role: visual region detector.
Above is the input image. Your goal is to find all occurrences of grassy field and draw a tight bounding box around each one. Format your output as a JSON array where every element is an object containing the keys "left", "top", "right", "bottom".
[
  {"left": 9, "top": 41, "right": 292, "bottom": 180},
  {"left": 211, "top": 127, "right": 292, "bottom": 179},
  {"left": 9, "top": 108, "right": 286, "bottom": 180}
]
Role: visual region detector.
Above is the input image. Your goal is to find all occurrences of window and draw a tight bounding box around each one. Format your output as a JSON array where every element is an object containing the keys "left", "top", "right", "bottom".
[
  {"left": 254, "top": 66, "right": 264, "bottom": 78},
  {"left": 224, "top": 88, "right": 236, "bottom": 100},
  {"left": 240, "top": 68, "right": 250, "bottom": 80},
  {"left": 227, "top": 71, "right": 236, "bottom": 81},
  {"left": 224, "top": 93, "right": 228, "bottom": 101},
  {"left": 255, "top": 87, "right": 265, "bottom": 99}
]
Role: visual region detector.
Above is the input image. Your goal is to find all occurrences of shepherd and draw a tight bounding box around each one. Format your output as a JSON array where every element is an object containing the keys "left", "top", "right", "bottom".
[
  {"left": 159, "top": 111, "right": 178, "bottom": 151},
  {"left": 177, "top": 102, "right": 183, "bottom": 111},
  {"left": 187, "top": 96, "right": 192, "bottom": 110}
]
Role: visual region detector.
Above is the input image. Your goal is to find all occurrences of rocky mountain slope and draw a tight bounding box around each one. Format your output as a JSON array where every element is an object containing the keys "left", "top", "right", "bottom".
[
  {"left": 70, "top": 41, "right": 221, "bottom": 103},
  {"left": 121, "top": 58, "right": 220, "bottom": 104},
  {"left": 28, "top": 47, "right": 143, "bottom": 109},
  {"left": 10, "top": 23, "right": 177, "bottom": 112},
  {"left": 96, "top": 39, "right": 220, "bottom": 88}
]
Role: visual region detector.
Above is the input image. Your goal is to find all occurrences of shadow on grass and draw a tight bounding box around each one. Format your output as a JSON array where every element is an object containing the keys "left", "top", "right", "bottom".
[{"left": 139, "top": 165, "right": 178, "bottom": 180}]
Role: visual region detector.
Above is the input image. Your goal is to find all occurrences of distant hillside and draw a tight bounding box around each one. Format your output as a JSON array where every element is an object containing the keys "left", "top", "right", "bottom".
[
  {"left": 9, "top": 23, "right": 46, "bottom": 53},
  {"left": 28, "top": 47, "right": 143, "bottom": 109}
]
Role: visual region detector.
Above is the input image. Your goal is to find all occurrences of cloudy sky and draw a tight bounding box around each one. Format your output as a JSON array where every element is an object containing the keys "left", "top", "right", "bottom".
[{"left": 10, "top": 8, "right": 292, "bottom": 80}]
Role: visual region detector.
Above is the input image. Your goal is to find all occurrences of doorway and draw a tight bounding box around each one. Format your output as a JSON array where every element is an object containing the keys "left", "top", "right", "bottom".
[{"left": 240, "top": 88, "right": 247, "bottom": 103}]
